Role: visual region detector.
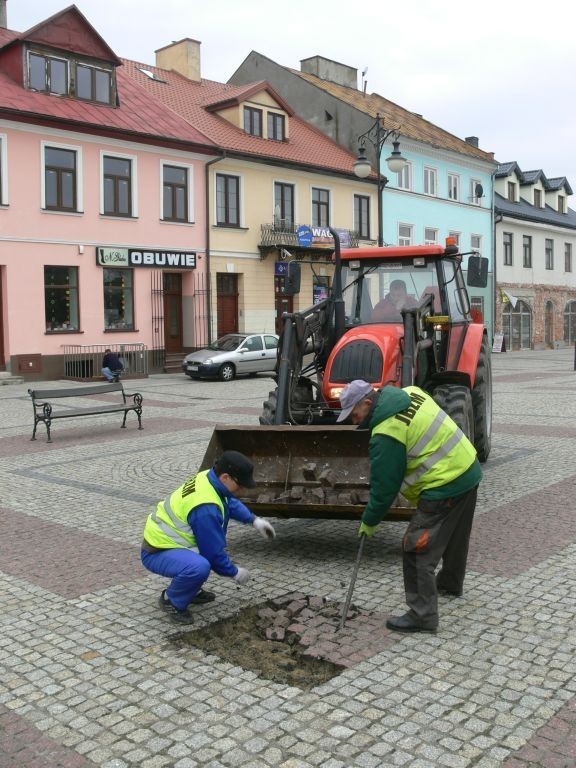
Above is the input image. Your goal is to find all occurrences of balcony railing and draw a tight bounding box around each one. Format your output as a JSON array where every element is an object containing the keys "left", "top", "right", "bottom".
[{"left": 260, "top": 222, "right": 361, "bottom": 249}]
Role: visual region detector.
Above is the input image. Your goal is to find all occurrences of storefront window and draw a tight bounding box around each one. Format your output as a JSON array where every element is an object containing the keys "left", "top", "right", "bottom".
[
  {"left": 44, "top": 266, "right": 79, "bottom": 332},
  {"left": 104, "top": 268, "right": 134, "bottom": 329},
  {"left": 564, "top": 300, "right": 576, "bottom": 343}
]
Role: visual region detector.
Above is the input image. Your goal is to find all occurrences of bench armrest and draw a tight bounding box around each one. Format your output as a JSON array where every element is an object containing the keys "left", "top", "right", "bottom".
[{"left": 124, "top": 391, "right": 143, "bottom": 407}]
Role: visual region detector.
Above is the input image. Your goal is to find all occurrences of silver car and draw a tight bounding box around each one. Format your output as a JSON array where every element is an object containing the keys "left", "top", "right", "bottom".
[{"left": 182, "top": 333, "right": 279, "bottom": 381}]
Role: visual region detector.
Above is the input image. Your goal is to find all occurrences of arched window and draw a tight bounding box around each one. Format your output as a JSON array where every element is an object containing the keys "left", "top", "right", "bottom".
[
  {"left": 502, "top": 299, "right": 532, "bottom": 351},
  {"left": 564, "top": 300, "right": 576, "bottom": 343}
]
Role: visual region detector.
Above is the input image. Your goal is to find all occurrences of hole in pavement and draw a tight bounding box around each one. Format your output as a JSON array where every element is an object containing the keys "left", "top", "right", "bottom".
[{"left": 171, "top": 592, "right": 350, "bottom": 690}]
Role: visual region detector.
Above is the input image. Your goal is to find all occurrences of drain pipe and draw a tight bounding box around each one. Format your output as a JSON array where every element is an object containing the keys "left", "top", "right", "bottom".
[{"left": 204, "top": 152, "right": 226, "bottom": 344}]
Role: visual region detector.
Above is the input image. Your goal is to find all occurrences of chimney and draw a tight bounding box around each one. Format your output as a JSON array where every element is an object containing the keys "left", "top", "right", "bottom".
[
  {"left": 300, "top": 55, "right": 357, "bottom": 89},
  {"left": 0, "top": 0, "right": 7, "bottom": 29},
  {"left": 465, "top": 136, "right": 479, "bottom": 148},
  {"left": 155, "top": 38, "right": 201, "bottom": 81}
]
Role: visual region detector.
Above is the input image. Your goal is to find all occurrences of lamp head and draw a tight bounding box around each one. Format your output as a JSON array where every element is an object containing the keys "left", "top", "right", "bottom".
[
  {"left": 353, "top": 145, "right": 371, "bottom": 179},
  {"left": 385, "top": 140, "right": 407, "bottom": 174}
]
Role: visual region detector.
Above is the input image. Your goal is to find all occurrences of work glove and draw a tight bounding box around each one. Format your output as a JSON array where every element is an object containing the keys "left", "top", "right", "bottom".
[
  {"left": 253, "top": 517, "right": 276, "bottom": 540},
  {"left": 233, "top": 566, "right": 250, "bottom": 586},
  {"left": 358, "top": 522, "right": 378, "bottom": 538}
]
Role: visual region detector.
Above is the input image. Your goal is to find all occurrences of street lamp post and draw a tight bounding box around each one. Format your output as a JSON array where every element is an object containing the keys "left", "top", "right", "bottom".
[{"left": 353, "top": 113, "right": 407, "bottom": 246}]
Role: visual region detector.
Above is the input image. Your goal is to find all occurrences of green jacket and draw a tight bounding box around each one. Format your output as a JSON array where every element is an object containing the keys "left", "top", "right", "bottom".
[{"left": 361, "top": 386, "right": 482, "bottom": 526}]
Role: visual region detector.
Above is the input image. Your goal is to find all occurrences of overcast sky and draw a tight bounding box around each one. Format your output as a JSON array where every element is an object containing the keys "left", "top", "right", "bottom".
[{"left": 8, "top": 0, "right": 575, "bottom": 202}]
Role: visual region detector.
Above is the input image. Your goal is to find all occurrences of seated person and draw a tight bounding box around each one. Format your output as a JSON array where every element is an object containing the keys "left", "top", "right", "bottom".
[
  {"left": 371, "top": 279, "right": 416, "bottom": 320},
  {"left": 102, "top": 349, "right": 123, "bottom": 382}
]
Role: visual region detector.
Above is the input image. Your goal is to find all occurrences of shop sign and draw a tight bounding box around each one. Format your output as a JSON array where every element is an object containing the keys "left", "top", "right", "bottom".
[{"left": 97, "top": 247, "right": 196, "bottom": 269}]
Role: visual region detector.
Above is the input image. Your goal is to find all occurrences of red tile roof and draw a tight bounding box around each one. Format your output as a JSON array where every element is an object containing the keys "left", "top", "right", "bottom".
[{"left": 120, "top": 60, "right": 359, "bottom": 175}]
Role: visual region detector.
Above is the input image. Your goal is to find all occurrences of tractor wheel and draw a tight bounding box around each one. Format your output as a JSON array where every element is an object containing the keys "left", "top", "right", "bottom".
[
  {"left": 471, "top": 335, "right": 492, "bottom": 462},
  {"left": 259, "top": 389, "right": 278, "bottom": 425},
  {"left": 432, "top": 384, "right": 474, "bottom": 443}
]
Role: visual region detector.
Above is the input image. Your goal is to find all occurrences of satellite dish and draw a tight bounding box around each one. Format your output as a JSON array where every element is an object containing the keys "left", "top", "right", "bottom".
[{"left": 475, "top": 183, "right": 484, "bottom": 198}]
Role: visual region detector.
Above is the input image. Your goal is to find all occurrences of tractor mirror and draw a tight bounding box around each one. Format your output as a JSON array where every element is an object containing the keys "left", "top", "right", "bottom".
[
  {"left": 284, "top": 261, "right": 301, "bottom": 295},
  {"left": 467, "top": 256, "right": 488, "bottom": 288}
]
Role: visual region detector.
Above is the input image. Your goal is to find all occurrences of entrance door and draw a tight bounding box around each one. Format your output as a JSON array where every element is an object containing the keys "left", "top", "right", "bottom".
[
  {"left": 275, "top": 275, "right": 294, "bottom": 335},
  {"left": 216, "top": 273, "right": 238, "bottom": 337},
  {"left": 544, "top": 300, "right": 554, "bottom": 347},
  {"left": 163, "top": 273, "right": 183, "bottom": 353}
]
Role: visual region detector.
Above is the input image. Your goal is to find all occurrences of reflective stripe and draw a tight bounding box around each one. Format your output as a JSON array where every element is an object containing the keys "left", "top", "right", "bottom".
[
  {"left": 407, "top": 410, "right": 447, "bottom": 458},
  {"left": 149, "top": 495, "right": 197, "bottom": 549},
  {"left": 403, "top": 426, "right": 465, "bottom": 490}
]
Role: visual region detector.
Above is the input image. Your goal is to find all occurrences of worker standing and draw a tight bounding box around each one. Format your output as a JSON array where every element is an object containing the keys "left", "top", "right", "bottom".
[
  {"left": 141, "top": 450, "right": 275, "bottom": 624},
  {"left": 337, "top": 380, "right": 482, "bottom": 633}
]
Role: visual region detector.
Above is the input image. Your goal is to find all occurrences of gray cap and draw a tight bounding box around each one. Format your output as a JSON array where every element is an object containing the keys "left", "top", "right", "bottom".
[{"left": 336, "top": 380, "right": 374, "bottom": 422}]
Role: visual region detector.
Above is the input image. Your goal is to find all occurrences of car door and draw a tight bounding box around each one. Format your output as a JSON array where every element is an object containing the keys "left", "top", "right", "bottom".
[
  {"left": 263, "top": 335, "right": 279, "bottom": 371},
  {"left": 236, "top": 334, "right": 265, "bottom": 374}
]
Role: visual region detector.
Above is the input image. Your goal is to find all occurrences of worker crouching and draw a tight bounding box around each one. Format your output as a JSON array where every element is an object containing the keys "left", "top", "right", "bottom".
[
  {"left": 141, "top": 450, "right": 275, "bottom": 624},
  {"left": 337, "top": 380, "right": 482, "bottom": 633}
]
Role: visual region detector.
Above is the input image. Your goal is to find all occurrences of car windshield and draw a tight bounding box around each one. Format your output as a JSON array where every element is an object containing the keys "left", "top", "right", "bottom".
[{"left": 209, "top": 335, "right": 246, "bottom": 351}]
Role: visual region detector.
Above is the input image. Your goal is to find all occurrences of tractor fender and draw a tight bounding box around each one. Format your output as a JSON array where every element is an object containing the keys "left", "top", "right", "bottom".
[{"left": 457, "top": 324, "right": 486, "bottom": 386}]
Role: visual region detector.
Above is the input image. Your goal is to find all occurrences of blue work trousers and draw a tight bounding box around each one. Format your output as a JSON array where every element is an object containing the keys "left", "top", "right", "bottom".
[{"left": 141, "top": 548, "right": 211, "bottom": 610}]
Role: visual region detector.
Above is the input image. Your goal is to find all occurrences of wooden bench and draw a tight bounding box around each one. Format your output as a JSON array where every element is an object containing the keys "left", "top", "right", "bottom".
[{"left": 28, "top": 382, "right": 143, "bottom": 443}]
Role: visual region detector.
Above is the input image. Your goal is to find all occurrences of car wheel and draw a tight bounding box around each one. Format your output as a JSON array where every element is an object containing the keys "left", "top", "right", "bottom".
[{"left": 218, "top": 362, "right": 235, "bottom": 382}]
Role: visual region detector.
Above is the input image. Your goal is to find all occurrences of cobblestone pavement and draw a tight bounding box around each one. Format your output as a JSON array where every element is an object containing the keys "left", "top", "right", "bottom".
[{"left": 1, "top": 349, "right": 575, "bottom": 768}]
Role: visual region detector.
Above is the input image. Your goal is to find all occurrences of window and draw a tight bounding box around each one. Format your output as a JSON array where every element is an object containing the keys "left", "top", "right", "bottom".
[
  {"left": 545, "top": 238, "right": 554, "bottom": 270},
  {"left": 312, "top": 187, "right": 330, "bottom": 227},
  {"left": 534, "top": 189, "right": 542, "bottom": 207},
  {"left": 44, "top": 146, "right": 77, "bottom": 211},
  {"left": 163, "top": 165, "right": 189, "bottom": 222},
  {"left": 503, "top": 232, "right": 513, "bottom": 266},
  {"left": 564, "top": 301, "right": 576, "bottom": 343},
  {"left": 424, "top": 228, "right": 438, "bottom": 245},
  {"left": 471, "top": 234, "right": 482, "bottom": 252},
  {"left": 103, "top": 155, "right": 132, "bottom": 216},
  {"left": 313, "top": 275, "right": 330, "bottom": 305},
  {"left": 503, "top": 300, "right": 532, "bottom": 351},
  {"left": 76, "top": 64, "right": 112, "bottom": 104},
  {"left": 507, "top": 181, "right": 516, "bottom": 202},
  {"left": 104, "top": 269, "right": 134, "bottom": 330},
  {"left": 448, "top": 173, "right": 460, "bottom": 201},
  {"left": 523, "top": 235, "right": 532, "bottom": 268},
  {"left": 558, "top": 195, "right": 566, "bottom": 213},
  {"left": 565, "top": 243, "right": 572, "bottom": 272},
  {"left": 424, "top": 167, "right": 437, "bottom": 196},
  {"left": 29, "top": 52, "right": 67, "bottom": 94},
  {"left": 243, "top": 106, "right": 262, "bottom": 137},
  {"left": 397, "top": 162, "right": 412, "bottom": 191},
  {"left": 267, "top": 112, "right": 285, "bottom": 141},
  {"left": 354, "top": 194, "right": 370, "bottom": 239},
  {"left": 398, "top": 224, "right": 413, "bottom": 246},
  {"left": 448, "top": 231, "right": 461, "bottom": 247},
  {"left": 264, "top": 335, "right": 279, "bottom": 350},
  {"left": 44, "top": 266, "right": 79, "bottom": 332},
  {"left": 274, "top": 182, "right": 294, "bottom": 227},
  {"left": 470, "top": 179, "right": 482, "bottom": 205},
  {"left": 216, "top": 173, "right": 240, "bottom": 226}
]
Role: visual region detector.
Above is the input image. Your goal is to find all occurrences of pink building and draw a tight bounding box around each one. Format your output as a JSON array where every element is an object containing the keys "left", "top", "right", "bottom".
[{"left": 0, "top": 6, "right": 216, "bottom": 379}]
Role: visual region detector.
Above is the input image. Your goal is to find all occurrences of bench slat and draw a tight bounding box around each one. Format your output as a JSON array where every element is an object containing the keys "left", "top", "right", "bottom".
[
  {"left": 47, "top": 405, "right": 131, "bottom": 418},
  {"left": 29, "top": 383, "right": 124, "bottom": 399}
]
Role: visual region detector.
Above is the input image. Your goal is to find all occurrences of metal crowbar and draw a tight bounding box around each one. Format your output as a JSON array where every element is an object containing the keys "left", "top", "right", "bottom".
[{"left": 338, "top": 533, "right": 366, "bottom": 630}]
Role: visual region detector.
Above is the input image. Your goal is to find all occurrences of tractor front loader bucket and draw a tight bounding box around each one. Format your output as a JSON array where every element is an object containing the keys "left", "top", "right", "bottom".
[{"left": 200, "top": 425, "right": 414, "bottom": 521}]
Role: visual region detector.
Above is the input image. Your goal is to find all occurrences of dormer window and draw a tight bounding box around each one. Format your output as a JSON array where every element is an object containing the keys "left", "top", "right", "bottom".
[
  {"left": 534, "top": 189, "right": 542, "bottom": 207},
  {"left": 507, "top": 181, "right": 516, "bottom": 202},
  {"left": 243, "top": 107, "right": 262, "bottom": 137},
  {"left": 29, "top": 52, "right": 68, "bottom": 95},
  {"left": 558, "top": 195, "right": 566, "bottom": 213},
  {"left": 76, "top": 64, "right": 112, "bottom": 104},
  {"left": 27, "top": 47, "right": 116, "bottom": 106},
  {"left": 268, "top": 112, "right": 285, "bottom": 141}
]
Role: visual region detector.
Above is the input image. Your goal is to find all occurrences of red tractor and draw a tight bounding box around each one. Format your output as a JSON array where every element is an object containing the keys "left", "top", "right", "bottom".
[{"left": 260, "top": 231, "right": 491, "bottom": 462}]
